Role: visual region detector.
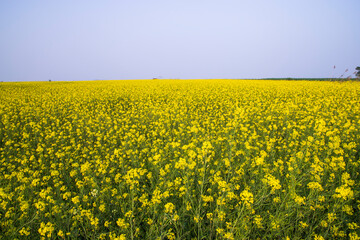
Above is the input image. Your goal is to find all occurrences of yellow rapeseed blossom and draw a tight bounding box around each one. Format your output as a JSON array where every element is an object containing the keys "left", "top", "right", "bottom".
[
  {"left": 240, "top": 189, "right": 254, "bottom": 208},
  {"left": 262, "top": 174, "right": 281, "bottom": 193},
  {"left": 1, "top": 80, "right": 359, "bottom": 239},
  {"left": 38, "top": 222, "right": 54, "bottom": 238},
  {"left": 334, "top": 185, "right": 354, "bottom": 200},
  {"left": 307, "top": 182, "right": 323, "bottom": 191},
  {"left": 314, "top": 234, "right": 325, "bottom": 240},
  {"left": 164, "top": 202, "right": 175, "bottom": 214}
]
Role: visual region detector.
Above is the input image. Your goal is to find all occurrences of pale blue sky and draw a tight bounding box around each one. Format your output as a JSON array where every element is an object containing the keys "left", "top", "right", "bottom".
[{"left": 0, "top": 0, "right": 359, "bottom": 81}]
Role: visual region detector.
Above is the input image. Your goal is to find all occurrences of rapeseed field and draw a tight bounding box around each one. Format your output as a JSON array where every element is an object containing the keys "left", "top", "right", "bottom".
[{"left": 0, "top": 80, "right": 359, "bottom": 239}]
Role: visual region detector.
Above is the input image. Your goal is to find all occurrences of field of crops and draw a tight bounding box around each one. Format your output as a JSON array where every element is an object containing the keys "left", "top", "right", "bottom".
[{"left": 0, "top": 80, "right": 359, "bottom": 239}]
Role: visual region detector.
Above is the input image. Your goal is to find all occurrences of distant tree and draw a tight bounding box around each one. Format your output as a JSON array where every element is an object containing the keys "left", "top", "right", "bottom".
[{"left": 356, "top": 66, "right": 360, "bottom": 77}]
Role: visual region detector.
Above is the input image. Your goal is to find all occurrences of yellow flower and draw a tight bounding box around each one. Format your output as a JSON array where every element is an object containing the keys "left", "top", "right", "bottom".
[
  {"left": 71, "top": 196, "right": 80, "bottom": 205},
  {"left": 271, "top": 221, "right": 280, "bottom": 230},
  {"left": 314, "top": 234, "right": 325, "bottom": 240},
  {"left": 294, "top": 195, "right": 306, "bottom": 205},
  {"left": 334, "top": 185, "right": 354, "bottom": 200},
  {"left": 34, "top": 201, "right": 46, "bottom": 211},
  {"left": 164, "top": 202, "right": 175, "bottom": 214},
  {"left": 342, "top": 205, "right": 353, "bottom": 215},
  {"left": 349, "top": 232, "right": 360, "bottom": 240},
  {"left": 20, "top": 201, "right": 29, "bottom": 212},
  {"left": 202, "top": 195, "right": 214, "bottom": 203},
  {"left": 348, "top": 222, "right": 359, "bottom": 230},
  {"left": 63, "top": 192, "right": 71, "bottom": 200},
  {"left": 216, "top": 228, "right": 224, "bottom": 234},
  {"left": 58, "top": 230, "right": 65, "bottom": 238},
  {"left": 99, "top": 204, "right": 106, "bottom": 212},
  {"left": 38, "top": 222, "right": 54, "bottom": 238},
  {"left": 299, "top": 221, "right": 308, "bottom": 228},
  {"left": 307, "top": 182, "right": 323, "bottom": 191},
  {"left": 167, "top": 229, "right": 175, "bottom": 240},
  {"left": 253, "top": 215, "right": 263, "bottom": 228},
  {"left": 116, "top": 218, "right": 128, "bottom": 228},
  {"left": 240, "top": 189, "right": 254, "bottom": 207},
  {"left": 173, "top": 214, "right": 179, "bottom": 222},
  {"left": 223, "top": 232, "right": 234, "bottom": 240},
  {"left": 262, "top": 174, "right": 281, "bottom": 193},
  {"left": 19, "top": 227, "right": 30, "bottom": 236},
  {"left": 273, "top": 197, "right": 281, "bottom": 203},
  {"left": 218, "top": 211, "right": 226, "bottom": 222},
  {"left": 327, "top": 213, "right": 336, "bottom": 223}
]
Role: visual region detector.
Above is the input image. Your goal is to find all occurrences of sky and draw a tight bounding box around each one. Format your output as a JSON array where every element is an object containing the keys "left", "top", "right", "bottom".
[{"left": 0, "top": 0, "right": 359, "bottom": 81}]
